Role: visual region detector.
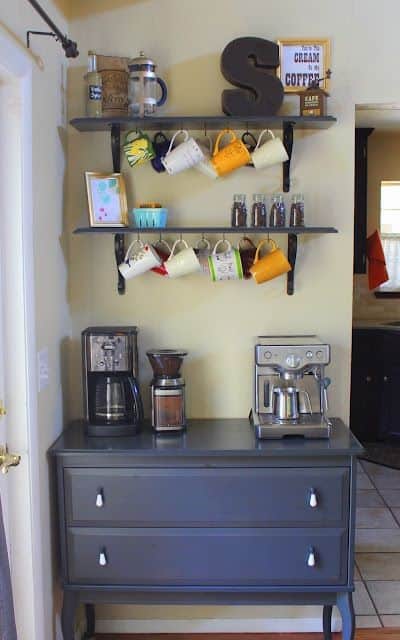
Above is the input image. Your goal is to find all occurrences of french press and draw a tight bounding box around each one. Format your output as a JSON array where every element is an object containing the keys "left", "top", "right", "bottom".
[{"left": 128, "top": 52, "right": 168, "bottom": 117}]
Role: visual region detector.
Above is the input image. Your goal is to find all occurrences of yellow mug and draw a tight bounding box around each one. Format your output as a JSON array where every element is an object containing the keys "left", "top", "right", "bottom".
[
  {"left": 250, "top": 239, "right": 291, "bottom": 284},
  {"left": 210, "top": 129, "right": 251, "bottom": 176}
]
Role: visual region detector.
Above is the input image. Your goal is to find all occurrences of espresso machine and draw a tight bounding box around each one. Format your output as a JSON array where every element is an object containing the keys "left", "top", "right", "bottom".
[
  {"left": 251, "top": 335, "right": 332, "bottom": 439},
  {"left": 82, "top": 327, "right": 143, "bottom": 436},
  {"left": 147, "top": 349, "right": 187, "bottom": 432}
]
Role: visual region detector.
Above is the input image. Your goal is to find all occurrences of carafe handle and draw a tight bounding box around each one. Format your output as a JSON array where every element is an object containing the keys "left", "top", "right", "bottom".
[
  {"left": 156, "top": 77, "right": 168, "bottom": 106},
  {"left": 127, "top": 376, "right": 144, "bottom": 423}
]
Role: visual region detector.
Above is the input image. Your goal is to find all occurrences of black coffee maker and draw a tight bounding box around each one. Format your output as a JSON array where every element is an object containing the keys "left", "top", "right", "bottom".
[{"left": 82, "top": 327, "right": 143, "bottom": 436}]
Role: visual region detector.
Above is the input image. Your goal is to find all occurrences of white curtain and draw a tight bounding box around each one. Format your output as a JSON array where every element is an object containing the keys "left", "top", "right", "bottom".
[{"left": 380, "top": 235, "right": 400, "bottom": 290}]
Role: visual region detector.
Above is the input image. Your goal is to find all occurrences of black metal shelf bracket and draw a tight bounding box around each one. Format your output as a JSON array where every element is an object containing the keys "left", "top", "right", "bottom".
[
  {"left": 110, "top": 123, "right": 126, "bottom": 295},
  {"left": 283, "top": 121, "right": 295, "bottom": 193},
  {"left": 287, "top": 233, "right": 297, "bottom": 295}
]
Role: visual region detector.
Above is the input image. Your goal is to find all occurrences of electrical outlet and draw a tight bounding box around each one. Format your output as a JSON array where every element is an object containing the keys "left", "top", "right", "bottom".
[{"left": 37, "top": 348, "right": 49, "bottom": 392}]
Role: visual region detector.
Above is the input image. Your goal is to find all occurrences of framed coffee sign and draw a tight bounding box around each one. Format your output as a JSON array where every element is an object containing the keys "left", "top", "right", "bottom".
[{"left": 277, "top": 39, "right": 330, "bottom": 93}]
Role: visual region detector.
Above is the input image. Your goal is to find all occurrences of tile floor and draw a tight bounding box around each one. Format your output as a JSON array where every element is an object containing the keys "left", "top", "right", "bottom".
[{"left": 355, "top": 459, "right": 400, "bottom": 628}]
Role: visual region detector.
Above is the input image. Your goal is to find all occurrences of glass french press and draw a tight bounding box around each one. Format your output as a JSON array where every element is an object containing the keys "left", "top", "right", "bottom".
[{"left": 128, "top": 52, "right": 168, "bottom": 117}]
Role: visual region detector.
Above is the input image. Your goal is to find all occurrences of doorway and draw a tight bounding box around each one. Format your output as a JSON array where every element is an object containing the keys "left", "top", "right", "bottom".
[{"left": 0, "top": 27, "right": 45, "bottom": 639}]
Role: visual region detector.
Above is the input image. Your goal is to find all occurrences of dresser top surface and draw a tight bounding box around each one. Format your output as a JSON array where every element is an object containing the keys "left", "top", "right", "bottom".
[{"left": 49, "top": 418, "right": 363, "bottom": 458}]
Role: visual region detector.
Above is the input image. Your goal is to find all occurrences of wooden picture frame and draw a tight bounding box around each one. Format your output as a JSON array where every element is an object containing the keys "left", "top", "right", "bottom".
[
  {"left": 85, "top": 172, "right": 128, "bottom": 227},
  {"left": 277, "top": 39, "right": 331, "bottom": 93}
]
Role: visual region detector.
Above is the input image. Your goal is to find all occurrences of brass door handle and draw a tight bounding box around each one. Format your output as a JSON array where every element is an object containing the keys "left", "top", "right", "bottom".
[{"left": 0, "top": 446, "right": 20, "bottom": 475}]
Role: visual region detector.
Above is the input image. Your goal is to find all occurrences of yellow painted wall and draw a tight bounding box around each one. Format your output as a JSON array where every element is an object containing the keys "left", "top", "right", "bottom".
[{"left": 66, "top": 0, "right": 355, "bottom": 631}]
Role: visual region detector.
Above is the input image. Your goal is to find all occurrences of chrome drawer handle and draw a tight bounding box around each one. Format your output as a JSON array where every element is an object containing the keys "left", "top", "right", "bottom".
[
  {"left": 99, "top": 550, "right": 107, "bottom": 567},
  {"left": 309, "top": 489, "right": 318, "bottom": 508},
  {"left": 96, "top": 491, "right": 104, "bottom": 508},
  {"left": 307, "top": 547, "right": 316, "bottom": 567}
]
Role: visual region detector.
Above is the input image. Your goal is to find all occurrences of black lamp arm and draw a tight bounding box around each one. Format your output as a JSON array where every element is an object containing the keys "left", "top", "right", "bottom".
[{"left": 26, "top": 0, "right": 79, "bottom": 58}]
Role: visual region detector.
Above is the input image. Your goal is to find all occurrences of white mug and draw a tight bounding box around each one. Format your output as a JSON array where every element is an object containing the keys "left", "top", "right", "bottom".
[
  {"left": 118, "top": 239, "right": 162, "bottom": 280},
  {"left": 195, "top": 237, "right": 211, "bottom": 275},
  {"left": 208, "top": 239, "right": 243, "bottom": 282},
  {"left": 251, "top": 129, "right": 289, "bottom": 170},
  {"left": 161, "top": 130, "right": 205, "bottom": 175},
  {"left": 194, "top": 136, "right": 218, "bottom": 179},
  {"left": 165, "top": 239, "right": 201, "bottom": 278}
]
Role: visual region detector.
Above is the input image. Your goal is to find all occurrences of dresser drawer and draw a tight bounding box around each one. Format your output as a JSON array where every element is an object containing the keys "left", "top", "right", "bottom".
[
  {"left": 64, "top": 467, "right": 349, "bottom": 527},
  {"left": 67, "top": 526, "right": 348, "bottom": 586}
]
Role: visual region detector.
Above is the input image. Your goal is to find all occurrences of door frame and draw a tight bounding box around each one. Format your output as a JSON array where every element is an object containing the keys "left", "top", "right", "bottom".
[{"left": 0, "top": 25, "right": 45, "bottom": 639}]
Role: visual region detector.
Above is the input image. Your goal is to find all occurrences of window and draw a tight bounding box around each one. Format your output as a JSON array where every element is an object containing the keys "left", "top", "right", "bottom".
[{"left": 379, "top": 181, "right": 400, "bottom": 291}]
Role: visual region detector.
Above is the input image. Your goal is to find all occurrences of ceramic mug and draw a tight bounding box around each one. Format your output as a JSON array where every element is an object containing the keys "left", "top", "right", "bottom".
[
  {"left": 238, "top": 236, "right": 257, "bottom": 279},
  {"left": 151, "top": 239, "right": 171, "bottom": 276},
  {"left": 118, "top": 239, "right": 162, "bottom": 279},
  {"left": 123, "top": 130, "right": 156, "bottom": 167},
  {"left": 251, "top": 129, "right": 289, "bottom": 170},
  {"left": 210, "top": 129, "right": 251, "bottom": 177},
  {"left": 165, "top": 239, "right": 201, "bottom": 278},
  {"left": 151, "top": 131, "right": 171, "bottom": 173},
  {"left": 249, "top": 239, "right": 291, "bottom": 284},
  {"left": 241, "top": 132, "right": 258, "bottom": 168},
  {"left": 193, "top": 136, "right": 218, "bottom": 179},
  {"left": 208, "top": 239, "right": 243, "bottom": 281},
  {"left": 161, "top": 130, "right": 205, "bottom": 175},
  {"left": 194, "top": 237, "right": 211, "bottom": 275}
]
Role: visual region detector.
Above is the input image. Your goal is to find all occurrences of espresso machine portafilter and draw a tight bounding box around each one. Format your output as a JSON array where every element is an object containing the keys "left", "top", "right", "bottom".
[{"left": 252, "top": 335, "right": 332, "bottom": 439}]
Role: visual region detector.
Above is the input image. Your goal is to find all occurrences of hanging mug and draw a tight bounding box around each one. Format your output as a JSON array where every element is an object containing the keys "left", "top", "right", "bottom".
[
  {"left": 251, "top": 129, "right": 289, "bottom": 170},
  {"left": 238, "top": 236, "right": 257, "bottom": 279},
  {"left": 151, "top": 131, "right": 171, "bottom": 173},
  {"left": 241, "top": 132, "right": 258, "bottom": 168},
  {"left": 161, "top": 130, "right": 205, "bottom": 175},
  {"left": 249, "top": 239, "right": 291, "bottom": 284},
  {"left": 208, "top": 239, "right": 243, "bottom": 281},
  {"left": 151, "top": 239, "right": 171, "bottom": 276},
  {"left": 193, "top": 135, "right": 218, "bottom": 179},
  {"left": 210, "top": 129, "right": 251, "bottom": 177},
  {"left": 194, "top": 237, "right": 211, "bottom": 275},
  {"left": 123, "top": 130, "right": 156, "bottom": 167},
  {"left": 165, "top": 238, "right": 201, "bottom": 278},
  {"left": 118, "top": 239, "right": 162, "bottom": 280}
]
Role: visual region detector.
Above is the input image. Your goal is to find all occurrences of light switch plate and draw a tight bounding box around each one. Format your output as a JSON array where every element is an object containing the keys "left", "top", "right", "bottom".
[{"left": 37, "top": 348, "right": 49, "bottom": 392}]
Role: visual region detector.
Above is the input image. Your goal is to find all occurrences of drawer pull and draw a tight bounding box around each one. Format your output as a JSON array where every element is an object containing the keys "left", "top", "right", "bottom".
[
  {"left": 309, "top": 489, "right": 318, "bottom": 508},
  {"left": 99, "top": 550, "right": 107, "bottom": 567},
  {"left": 96, "top": 491, "right": 104, "bottom": 508},
  {"left": 307, "top": 548, "right": 316, "bottom": 568}
]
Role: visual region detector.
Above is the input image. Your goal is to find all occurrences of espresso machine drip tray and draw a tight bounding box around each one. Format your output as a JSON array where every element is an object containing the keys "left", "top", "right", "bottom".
[{"left": 251, "top": 410, "right": 332, "bottom": 440}]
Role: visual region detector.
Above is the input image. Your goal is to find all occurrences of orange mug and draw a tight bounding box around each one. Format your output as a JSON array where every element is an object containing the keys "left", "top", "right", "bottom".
[
  {"left": 210, "top": 129, "right": 251, "bottom": 176},
  {"left": 250, "top": 239, "right": 291, "bottom": 284}
]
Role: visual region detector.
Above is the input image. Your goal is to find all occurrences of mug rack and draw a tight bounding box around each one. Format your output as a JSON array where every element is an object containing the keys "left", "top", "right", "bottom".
[{"left": 70, "top": 114, "right": 337, "bottom": 295}]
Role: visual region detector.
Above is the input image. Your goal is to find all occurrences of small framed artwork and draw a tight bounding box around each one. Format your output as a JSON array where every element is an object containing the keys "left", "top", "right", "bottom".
[
  {"left": 85, "top": 172, "right": 128, "bottom": 227},
  {"left": 277, "top": 39, "right": 331, "bottom": 93}
]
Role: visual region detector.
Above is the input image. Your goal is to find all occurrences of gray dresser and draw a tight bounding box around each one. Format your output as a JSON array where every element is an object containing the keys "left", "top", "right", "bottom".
[{"left": 49, "top": 418, "right": 363, "bottom": 640}]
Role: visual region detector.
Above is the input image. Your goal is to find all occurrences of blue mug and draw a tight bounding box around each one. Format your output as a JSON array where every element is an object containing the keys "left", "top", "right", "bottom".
[{"left": 151, "top": 132, "right": 171, "bottom": 173}]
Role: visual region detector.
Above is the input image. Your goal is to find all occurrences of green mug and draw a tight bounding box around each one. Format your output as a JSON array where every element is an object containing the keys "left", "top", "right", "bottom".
[{"left": 123, "top": 130, "right": 155, "bottom": 167}]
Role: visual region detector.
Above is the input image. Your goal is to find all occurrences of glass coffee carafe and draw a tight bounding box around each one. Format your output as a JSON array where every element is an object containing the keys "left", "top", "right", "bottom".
[
  {"left": 128, "top": 52, "right": 167, "bottom": 117},
  {"left": 147, "top": 349, "right": 187, "bottom": 432}
]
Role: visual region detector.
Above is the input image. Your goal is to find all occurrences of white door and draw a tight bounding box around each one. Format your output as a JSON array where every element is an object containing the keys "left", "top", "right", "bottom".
[{"left": 0, "top": 30, "right": 45, "bottom": 640}]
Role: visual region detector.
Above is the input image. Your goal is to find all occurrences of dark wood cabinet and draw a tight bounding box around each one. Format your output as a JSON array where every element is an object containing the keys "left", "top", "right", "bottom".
[{"left": 350, "top": 328, "right": 400, "bottom": 441}]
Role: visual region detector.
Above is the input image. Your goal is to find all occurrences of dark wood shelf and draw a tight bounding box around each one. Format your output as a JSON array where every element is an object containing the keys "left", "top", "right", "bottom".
[
  {"left": 70, "top": 114, "right": 337, "bottom": 132},
  {"left": 73, "top": 226, "right": 338, "bottom": 235}
]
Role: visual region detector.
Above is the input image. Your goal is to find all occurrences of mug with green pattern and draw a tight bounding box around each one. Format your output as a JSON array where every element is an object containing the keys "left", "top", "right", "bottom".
[{"left": 123, "top": 130, "right": 155, "bottom": 167}]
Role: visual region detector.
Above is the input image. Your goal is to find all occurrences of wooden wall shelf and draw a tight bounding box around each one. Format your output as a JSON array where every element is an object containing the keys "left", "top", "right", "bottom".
[{"left": 74, "top": 226, "right": 338, "bottom": 235}]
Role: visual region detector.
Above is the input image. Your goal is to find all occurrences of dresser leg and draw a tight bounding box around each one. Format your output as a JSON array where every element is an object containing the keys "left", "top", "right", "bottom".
[
  {"left": 83, "top": 603, "right": 95, "bottom": 639},
  {"left": 337, "top": 592, "right": 355, "bottom": 640},
  {"left": 322, "top": 604, "right": 333, "bottom": 640},
  {"left": 61, "top": 591, "right": 78, "bottom": 640}
]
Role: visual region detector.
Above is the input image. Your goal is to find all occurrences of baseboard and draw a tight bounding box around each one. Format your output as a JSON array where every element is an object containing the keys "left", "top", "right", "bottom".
[{"left": 96, "top": 616, "right": 342, "bottom": 634}]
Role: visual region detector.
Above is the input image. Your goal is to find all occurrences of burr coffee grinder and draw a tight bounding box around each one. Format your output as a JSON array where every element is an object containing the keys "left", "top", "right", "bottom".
[{"left": 146, "top": 349, "right": 187, "bottom": 432}]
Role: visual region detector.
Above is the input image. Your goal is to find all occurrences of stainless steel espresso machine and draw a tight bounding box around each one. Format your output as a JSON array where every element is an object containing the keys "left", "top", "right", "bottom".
[{"left": 252, "top": 335, "right": 332, "bottom": 439}]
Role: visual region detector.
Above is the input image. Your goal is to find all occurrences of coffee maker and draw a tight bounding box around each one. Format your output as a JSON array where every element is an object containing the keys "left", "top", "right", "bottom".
[
  {"left": 146, "top": 349, "right": 187, "bottom": 432},
  {"left": 252, "top": 335, "right": 332, "bottom": 439},
  {"left": 82, "top": 327, "right": 143, "bottom": 436}
]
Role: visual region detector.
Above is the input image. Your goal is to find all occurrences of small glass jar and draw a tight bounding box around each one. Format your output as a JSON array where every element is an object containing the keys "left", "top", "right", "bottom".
[
  {"left": 231, "top": 194, "right": 247, "bottom": 227},
  {"left": 251, "top": 194, "right": 267, "bottom": 227},
  {"left": 290, "top": 193, "right": 305, "bottom": 227},
  {"left": 269, "top": 193, "right": 286, "bottom": 227}
]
